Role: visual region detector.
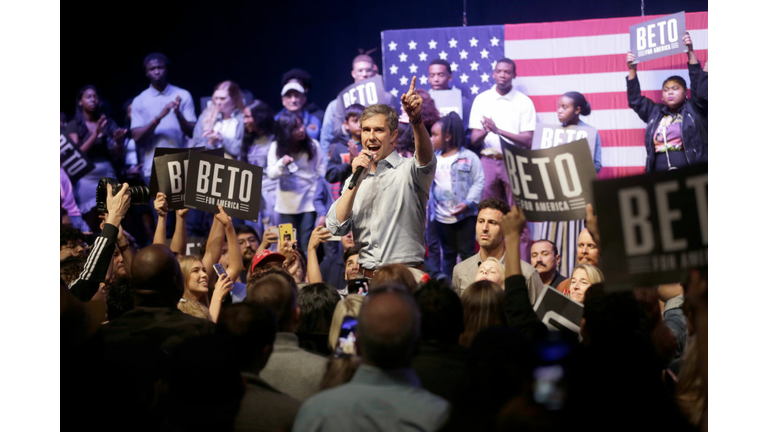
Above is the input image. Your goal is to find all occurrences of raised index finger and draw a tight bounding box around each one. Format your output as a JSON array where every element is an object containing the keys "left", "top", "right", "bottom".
[{"left": 408, "top": 76, "right": 416, "bottom": 94}]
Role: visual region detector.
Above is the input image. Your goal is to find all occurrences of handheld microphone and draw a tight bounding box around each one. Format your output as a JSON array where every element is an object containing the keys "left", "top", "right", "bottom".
[{"left": 348, "top": 153, "right": 373, "bottom": 190}]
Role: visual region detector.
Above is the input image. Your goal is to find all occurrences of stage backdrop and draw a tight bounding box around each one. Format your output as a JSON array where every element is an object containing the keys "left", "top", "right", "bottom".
[{"left": 382, "top": 12, "right": 708, "bottom": 179}]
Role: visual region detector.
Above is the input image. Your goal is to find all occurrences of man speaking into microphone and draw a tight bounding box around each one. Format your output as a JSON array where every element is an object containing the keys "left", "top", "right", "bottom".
[{"left": 326, "top": 77, "right": 435, "bottom": 278}]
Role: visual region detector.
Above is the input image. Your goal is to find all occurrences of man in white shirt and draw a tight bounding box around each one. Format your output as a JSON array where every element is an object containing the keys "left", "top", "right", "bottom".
[
  {"left": 468, "top": 58, "right": 536, "bottom": 204},
  {"left": 130, "top": 53, "right": 197, "bottom": 185}
]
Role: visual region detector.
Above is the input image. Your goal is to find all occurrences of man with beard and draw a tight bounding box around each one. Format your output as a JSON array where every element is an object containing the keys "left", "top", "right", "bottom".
[
  {"left": 236, "top": 225, "right": 260, "bottom": 278},
  {"left": 556, "top": 228, "right": 600, "bottom": 294},
  {"left": 529, "top": 239, "right": 566, "bottom": 289}
]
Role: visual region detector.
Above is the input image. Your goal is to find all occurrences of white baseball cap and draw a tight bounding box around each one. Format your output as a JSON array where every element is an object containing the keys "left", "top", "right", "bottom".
[{"left": 281, "top": 82, "right": 305, "bottom": 96}]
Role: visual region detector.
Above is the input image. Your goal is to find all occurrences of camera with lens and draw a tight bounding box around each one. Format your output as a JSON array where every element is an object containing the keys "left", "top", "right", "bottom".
[{"left": 96, "top": 177, "right": 151, "bottom": 213}]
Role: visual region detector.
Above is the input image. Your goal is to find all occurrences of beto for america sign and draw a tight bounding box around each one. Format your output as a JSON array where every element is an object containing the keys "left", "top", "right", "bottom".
[
  {"left": 501, "top": 138, "right": 597, "bottom": 222},
  {"left": 184, "top": 152, "right": 263, "bottom": 221},
  {"left": 593, "top": 164, "right": 707, "bottom": 290}
]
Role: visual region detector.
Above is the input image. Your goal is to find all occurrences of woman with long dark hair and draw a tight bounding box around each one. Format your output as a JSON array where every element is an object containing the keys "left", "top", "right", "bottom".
[
  {"left": 66, "top": 85, "right": 127, "bottom": 231},
  {"left": 266, "top": 111, "right": 325, "bottom": 252},
  {"left": 241, "top": 100, "right": 278, "bottom": 228}
]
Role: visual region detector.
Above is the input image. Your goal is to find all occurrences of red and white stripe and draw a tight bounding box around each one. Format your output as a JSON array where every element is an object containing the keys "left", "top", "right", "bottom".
[{"left": 504, "top": 12, "right": 708, "bottom": 179}]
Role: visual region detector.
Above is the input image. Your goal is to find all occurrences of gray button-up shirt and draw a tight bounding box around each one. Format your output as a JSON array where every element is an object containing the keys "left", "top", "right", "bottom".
[{"left": 326, "top": 151, "right": 436, "bottom": 269}]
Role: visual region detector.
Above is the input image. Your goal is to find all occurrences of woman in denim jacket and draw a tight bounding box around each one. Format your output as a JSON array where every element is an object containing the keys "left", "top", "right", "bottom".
[{"left": 428, "top": 112, "right": 484, "bottom": 278}]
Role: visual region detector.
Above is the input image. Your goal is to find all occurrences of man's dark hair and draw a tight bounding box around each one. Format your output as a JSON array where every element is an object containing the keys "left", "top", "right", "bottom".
[
  {"left": 143, "top": 52, "right": 169, "bottom": 69},
  {"left": 478, "top": 198, "right": 511, "bottom": 215},
  {"left": 345, "top": 103, "right": 365, "bottom": 121},
  {"left": 297, "top": 283, "right": 340, "bottom": 334},
  {"left": 60, "top": 257, "right": 86, "bottom": 286},
  {"left": 413, "top": 279, "right": 464, "bottom": 345},
  {"left": 131, "top": 244, "right": 184, "bottom": 307},
  {"left": 216, "top": 302, "right": 277, "bottom": 371},
  {"left": 107, "top": 277, "right": 134, "bottom": 321},
  {"left": 496, "top": 58, "right": 517, "bottom": 74},
  {"left": 357, "top": 286, "right": 421, "bottom": 369},
  {"left": 282, "top": 68, "right": 313, "bottom": 92},
  {"left": 662, "top": 75, "right": 688, "bottom": 92},
  {"left": 343, "top": 246, "right": 361, "bottom": 265},
  {"left": 61, "top": 226, "right": 85, "bottom": 247},
  {"left": 429, "top": 59, "right": 452, "bottom": 73},
  {"left": 235, "top": 224, "right": 259, "bottom": 241},
  {"left": 246, "top": 270, "right": 298, "bottom": 332},
  {"left": 532, "top": 239, "right": 559, "bottom": 257}
]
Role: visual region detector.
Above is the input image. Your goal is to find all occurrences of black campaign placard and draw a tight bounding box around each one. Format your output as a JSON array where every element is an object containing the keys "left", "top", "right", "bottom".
[
  {"left": 533, "top": 287, "right": 584, "bottom": 337},
  {"left": 184, "top": 152, "right": 263, "bottom": 221},
  {"left": 501, "top": 138, "right": 597, "bottom": 222},
  {"left": 592, "top": 163, "right": 707, "bottom": 290},
  {"left": 60, "top": 132, "right": 95, "bottom": 184},
  {"left": 149, "top": 146, "right": 206, "bottom": 195},
  {"left": 154, "top": 152, "right": 191, "bottom": 210},
  {"left": 629, "top": 12, "right": 687, "bottom": 63},
  {"left": 335, "top": 75, "right": 394, "bottom": 116}
]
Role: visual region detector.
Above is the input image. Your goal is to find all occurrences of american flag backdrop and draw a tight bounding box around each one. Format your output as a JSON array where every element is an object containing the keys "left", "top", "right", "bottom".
[{"left": 381, "top": 12, "right": 708, "bottom": 179}]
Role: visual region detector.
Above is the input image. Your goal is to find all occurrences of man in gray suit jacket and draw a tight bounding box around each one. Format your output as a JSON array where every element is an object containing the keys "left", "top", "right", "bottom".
[
  {"left": 246, "top": 270, "right": 327, "bottom": 401},
  {"left": 452, "top": 198, "right": 543, "bottom": 304}
]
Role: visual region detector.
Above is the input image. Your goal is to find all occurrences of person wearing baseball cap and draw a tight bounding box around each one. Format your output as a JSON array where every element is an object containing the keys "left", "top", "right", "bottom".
[
  {"left": 274, "top": 80, "right": 322, "bottom": 140},
  {"left": 249, "top": 250, "right": 287, "bottom": 275}
]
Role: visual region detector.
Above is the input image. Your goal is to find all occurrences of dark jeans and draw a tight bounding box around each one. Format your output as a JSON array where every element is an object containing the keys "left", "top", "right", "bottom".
[
  {"left": 279, "top": 212, "right": 316, "bottom": 253},
  {"left": 436, "top": 216, "right": 477, "bottom": 278},
  {"left": 425, "top": 218, "right": 442, "bottom": 277}
]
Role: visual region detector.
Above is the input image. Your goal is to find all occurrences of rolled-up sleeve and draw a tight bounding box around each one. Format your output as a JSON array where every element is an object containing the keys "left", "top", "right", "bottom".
[
  {"left": 410, "top": 154, "right": 437, "bottom": 193},
  {"left": 325, "top": 180, "right": 353, "bottom": 236}
]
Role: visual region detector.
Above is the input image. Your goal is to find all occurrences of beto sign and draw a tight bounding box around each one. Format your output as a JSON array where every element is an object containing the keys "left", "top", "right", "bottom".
[
  {"left": 60, "top": 132, "right": 95, "bottom": 184},
  {"left": 630, "top": 12, "right": 687, "bottom": 63},
  {"left": 501, "top": 138, "right": 597, "bottom": 222},
  {"left": 532, "top": 123, "right": 597, "bottom": 158},
  {"left": 184, "top": 151, "right": 263, "bottom": 221},
  {"left": 592, "top": 163, "right": 707, "bottom": 290}
]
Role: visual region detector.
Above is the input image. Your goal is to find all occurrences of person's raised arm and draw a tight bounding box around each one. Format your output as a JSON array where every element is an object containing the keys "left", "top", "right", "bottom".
[
  {"left": 307, "top": 226, "right": 332, "bottom": 283},
  {"left": 70, "top": 183, "right": 131, "bottom": 301},
  {"left": 217, "top": 208, "right": 243, "bottom": 278},
  {"left": 256, "top": 226, "right": 279, "bottom": 255},
  {"left": 684, "top": 32, "right": 699, "bottom": 65},
  {"left": 401, "top": 76, "right": 433, "bottom": 167},
  {"left": 499, "top": 206, "right": 547, "bottom": 341},
  {"left": 170, "top": 208, "right": 189, "bottom": 255},
  {"left": 625, "top": 51, "right": 656, "bottom": 123},
  {"left": 153, "top": 193, "right": 169, "bottom": 245}
]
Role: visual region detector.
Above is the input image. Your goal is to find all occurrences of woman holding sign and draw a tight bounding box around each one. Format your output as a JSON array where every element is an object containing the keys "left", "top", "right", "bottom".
[
  {"left": 539, "top": 91, "right": 602, "bottom": 278},
  {"left": 267, "top": 111, "right": 325, "bottom": 252},
  {"left": 626, "top": 32, "right": 707, "bottom": 172}
]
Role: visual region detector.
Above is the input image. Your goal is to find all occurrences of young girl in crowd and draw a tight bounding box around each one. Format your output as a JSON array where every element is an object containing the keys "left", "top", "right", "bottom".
[
  {"left": 428, "top": 112, "right": 484, "bottom": 279},
  {"left": 267, "top": 111, "right": 325, "bottom": 253},
  {"left": 192, "top": 80, "right": 245, "bottom": 158},
  {"left": 66, "top": 85, "right": 128, "bottom": 231},
  {"left": 539, "top": 91, "right": 602, "bottom": 278},
  {"left": 626, "top": 32, "right": 707, "bottom": 172},
  {"left": 176, "top": 255, "right": 233, "bottom": 322},
  {"left": 566, "top": 263, "right": 604, "bottom": 304}
]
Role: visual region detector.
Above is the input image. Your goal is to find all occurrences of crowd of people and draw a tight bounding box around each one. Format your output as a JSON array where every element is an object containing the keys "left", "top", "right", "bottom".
[{"left": 60, "top": 31, "right": 708, "bottom": 432}]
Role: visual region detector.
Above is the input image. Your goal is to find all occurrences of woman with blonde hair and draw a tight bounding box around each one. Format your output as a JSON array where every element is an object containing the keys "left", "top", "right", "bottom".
[
  {"left": 327, "top": 294, "right": 365, "bottom": 351},
  {"left": 566, "top": 263, "right": 604, "bottom": 304},
  {"left": 459, "top": 280, "right": 507, "bottom": 347},
  {"left": 473, "top": 257, "right": 505, "bottom": 287},
  {"left": 177, "top": 255, "right": 233, "bottom": 322},
  {"left": 192, "top": 80, "right": 245, "bottom": 158}
]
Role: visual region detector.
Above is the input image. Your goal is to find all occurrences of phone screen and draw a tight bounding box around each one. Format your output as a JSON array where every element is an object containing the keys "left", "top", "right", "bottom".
[
  {"left": 213, "top": 263, "right": 227, "bottom": 277},
  {"left": 347, "top": 279, "right": 368, "bottom": 295},
  {"left": 335, "top": 315, "right": 358, "bottom": 356}
]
